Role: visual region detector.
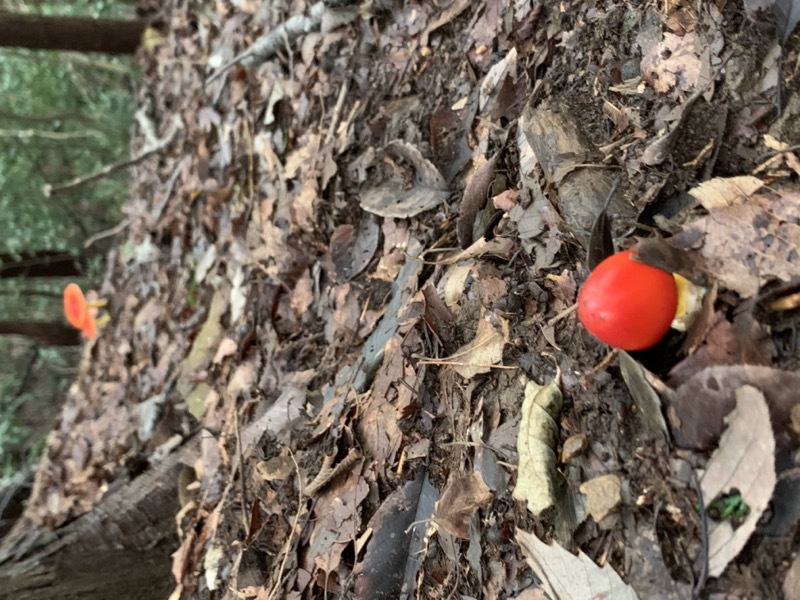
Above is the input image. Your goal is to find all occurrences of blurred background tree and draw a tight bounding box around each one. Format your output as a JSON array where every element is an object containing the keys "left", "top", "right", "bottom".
[{"left": 0, "top": 0, "right": 139, "bottom": 482}]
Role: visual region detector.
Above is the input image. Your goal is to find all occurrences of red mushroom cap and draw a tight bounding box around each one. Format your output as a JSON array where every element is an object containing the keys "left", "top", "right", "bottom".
[
  {"left": 63, "top": 283, "right": 88, "bottom": 330},
  {"left": 577, "top": 249, "right": 678, "bottom": 351}
]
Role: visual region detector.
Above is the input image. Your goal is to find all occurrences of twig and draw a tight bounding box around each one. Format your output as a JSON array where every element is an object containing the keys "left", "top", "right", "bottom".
[
  {"left": 324, "top": 75, "right": 350, "bottom": 147},
  {"left": 0, "top": 128, "right": 101, "bottom": 141},
  {"left": 266, "top": 450, "right": 304, "bottom": 600},
  {"left": 205, "top": 1, "right": 358, "bottom": 86},
  {"left": 206, "top": 2, "right": 327, "bottom": 85},
  {"left": 83, "top": 218, "right": 130, "bottom": 249},
  {"left": 304, "top": 448, "right": 361, "bottom": 497},
  {"left": 692, "top": 468, "right": 709, "bottom": 598},
  {"left": 43, "top": 115, "right": 181, "bottom": 198}
]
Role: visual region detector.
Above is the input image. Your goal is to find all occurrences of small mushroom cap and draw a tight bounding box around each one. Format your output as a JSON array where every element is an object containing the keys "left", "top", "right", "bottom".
[{"left": 63, "top": 283, "right": 88, "bottom": 330}]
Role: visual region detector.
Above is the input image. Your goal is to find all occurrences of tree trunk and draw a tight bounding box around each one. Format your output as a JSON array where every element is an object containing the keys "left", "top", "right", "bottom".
[
  {"left": 0, "top": 249, "right": 98, "bottom": 279},
  {"left": 0, "top": 436, "right": 198, "bottom": 600},
  {"left": 0, "top": 12, "right": 146, "bottom": 54},
  {"left": 0, "top": 321, "right": 81, "bottom": 346}
]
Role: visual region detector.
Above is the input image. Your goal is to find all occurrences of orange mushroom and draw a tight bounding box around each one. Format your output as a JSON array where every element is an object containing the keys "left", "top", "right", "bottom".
[
  {"left": 63, "top": 283, "right": 107, "bottom": 340},
  {"left": 63, "top": 283, "right": 88, "bottom": 330},
  {"left": 81, "top": 312, "right": 97, "bottom": 340}
]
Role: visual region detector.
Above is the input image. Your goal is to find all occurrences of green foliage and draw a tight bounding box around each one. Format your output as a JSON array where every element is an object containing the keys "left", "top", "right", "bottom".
[
  {"left": 0, "top": 50, "right": 136, "bottom": 253},
  {"left": 0, "top": 346, "right": 71, "bottom": 482},
  {"left": 0, "top": 0, "right": 139, "bottom": 479}
]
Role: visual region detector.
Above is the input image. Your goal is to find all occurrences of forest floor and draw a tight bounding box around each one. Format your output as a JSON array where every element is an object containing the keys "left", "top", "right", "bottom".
[{"left": 8, "top": 0, "right": 800, "bottom": 598}]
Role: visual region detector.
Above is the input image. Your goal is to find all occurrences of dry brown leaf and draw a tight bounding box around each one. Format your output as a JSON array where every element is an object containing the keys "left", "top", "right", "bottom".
[
  {"left": 429, "top": 105, "right": 472, "bottom": 184},
  {"left": 305, "top": 468, "right": 369, "bottom": 575},
  {"left": 450, "top": 310, "right": 508, "bottom": 379},
  {"left": 357, "top": 380, "right": 403, "bottom": 469},
  {"left": 434, "top": 471, "right": 492, "bottom": 538},
  {"left": 359, "top": 140, "right": 449, "bottom": 218},
  {"left": 458, "top": 154, "right": 497, "bottom": 248},
  {"left": 699, "top": 385, "right": 776, "bottom": 577},
  {"left": 687, "top": 175, "right": 764, "bottom": 208},
  {"left": 670, "top": 190, "right": 800, "bottom": 298},
  {"left": 668, "top": 365, "right": 798, "bottom": 451},
  {"left": 329, "top": 213, "right": 380, "bottom": 281},
  {"left": 667, "top": 312, "right": 775, "bottom": 387}
]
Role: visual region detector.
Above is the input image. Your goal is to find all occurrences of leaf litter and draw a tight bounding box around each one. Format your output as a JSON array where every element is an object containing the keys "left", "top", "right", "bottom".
[{"left": 5, "top": 1, "right": 800, "bottom": 599}]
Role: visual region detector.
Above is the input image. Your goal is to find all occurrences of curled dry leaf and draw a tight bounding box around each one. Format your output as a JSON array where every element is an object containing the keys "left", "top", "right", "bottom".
[
  {"left": 457, "top": 154, "right": 497, "bottom": 248},
  {"left": 513, "top": 367, "right": 563, "bottom": 517}
]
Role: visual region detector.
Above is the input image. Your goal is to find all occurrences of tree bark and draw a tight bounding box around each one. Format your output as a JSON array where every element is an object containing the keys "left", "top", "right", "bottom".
[
  {"left": 0, "top": 12, "right": 146, "bottom": 54},
  {"left": 0, "top": 322, "right": 81, "bottom": 346},
  {"left": 0, "top": 250, "right": 97, "bottom": 279},
  {"left": 0, "top": 436, "right": 199, "bottom": 600}
]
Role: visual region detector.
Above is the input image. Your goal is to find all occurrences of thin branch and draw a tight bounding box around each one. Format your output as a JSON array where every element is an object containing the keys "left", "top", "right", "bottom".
[
  {"left": 205, "top": 1, "right": 358, "bottom": 85},
  {"left": 43, "top": 116, "right": 182, "bottom": 198},
  {"left": 0, "top": 128, "right": 101, "bottom": 141}
]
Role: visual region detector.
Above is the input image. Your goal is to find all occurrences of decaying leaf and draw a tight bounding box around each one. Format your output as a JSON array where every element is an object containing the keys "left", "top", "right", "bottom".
[
  {"left": 626, "top": 522, "right": 693, "bottom": 599},
  {"left": 667, "top": 365, "right": 798, "bottom": 451},
  {"left": 516, "top": 529, "right": 638, "bottom": 600},
  {"left": 305, "top": 468, "right": 369, "bottom": 575},
  {"left": 329, "top": 212, "right": 380, "bottom": 281},
  {"left": 640, "top": 32, "right": 704, "bottom": 94},
  {"left": 434, "top": 471, "right": 492, "bottom": 538},
  {"left": 667, "top": 312, "right": 775, "bottom": 387},
  {"left": 520, "top": 99, "right": 634, "bottom": 246},
  {"left": 699, "top": 385, "right": 776, "bottom": 578},
  {"left": 774, "top": 0, "right": 800, "bottom": 42},
  {"left": 619, "top": 351, "right": 668, "bottom": 438},
  {"left": 784, "top": 552, "right": 800, "bottom": 600},
  {"left": 670, "top": 190, "right": 800, "bottom": 298},
  {"left": 177, "top": 288, "right": 228, "bottom": 398},
  {"left": 458, "top": 154, "right": 497, "bottom": 248},
  {"left": 513, "top": 368, "right": 563, "bottom": 517},
  {"left": 359, "top": 140, "right": 449, "bottom": 218}
]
